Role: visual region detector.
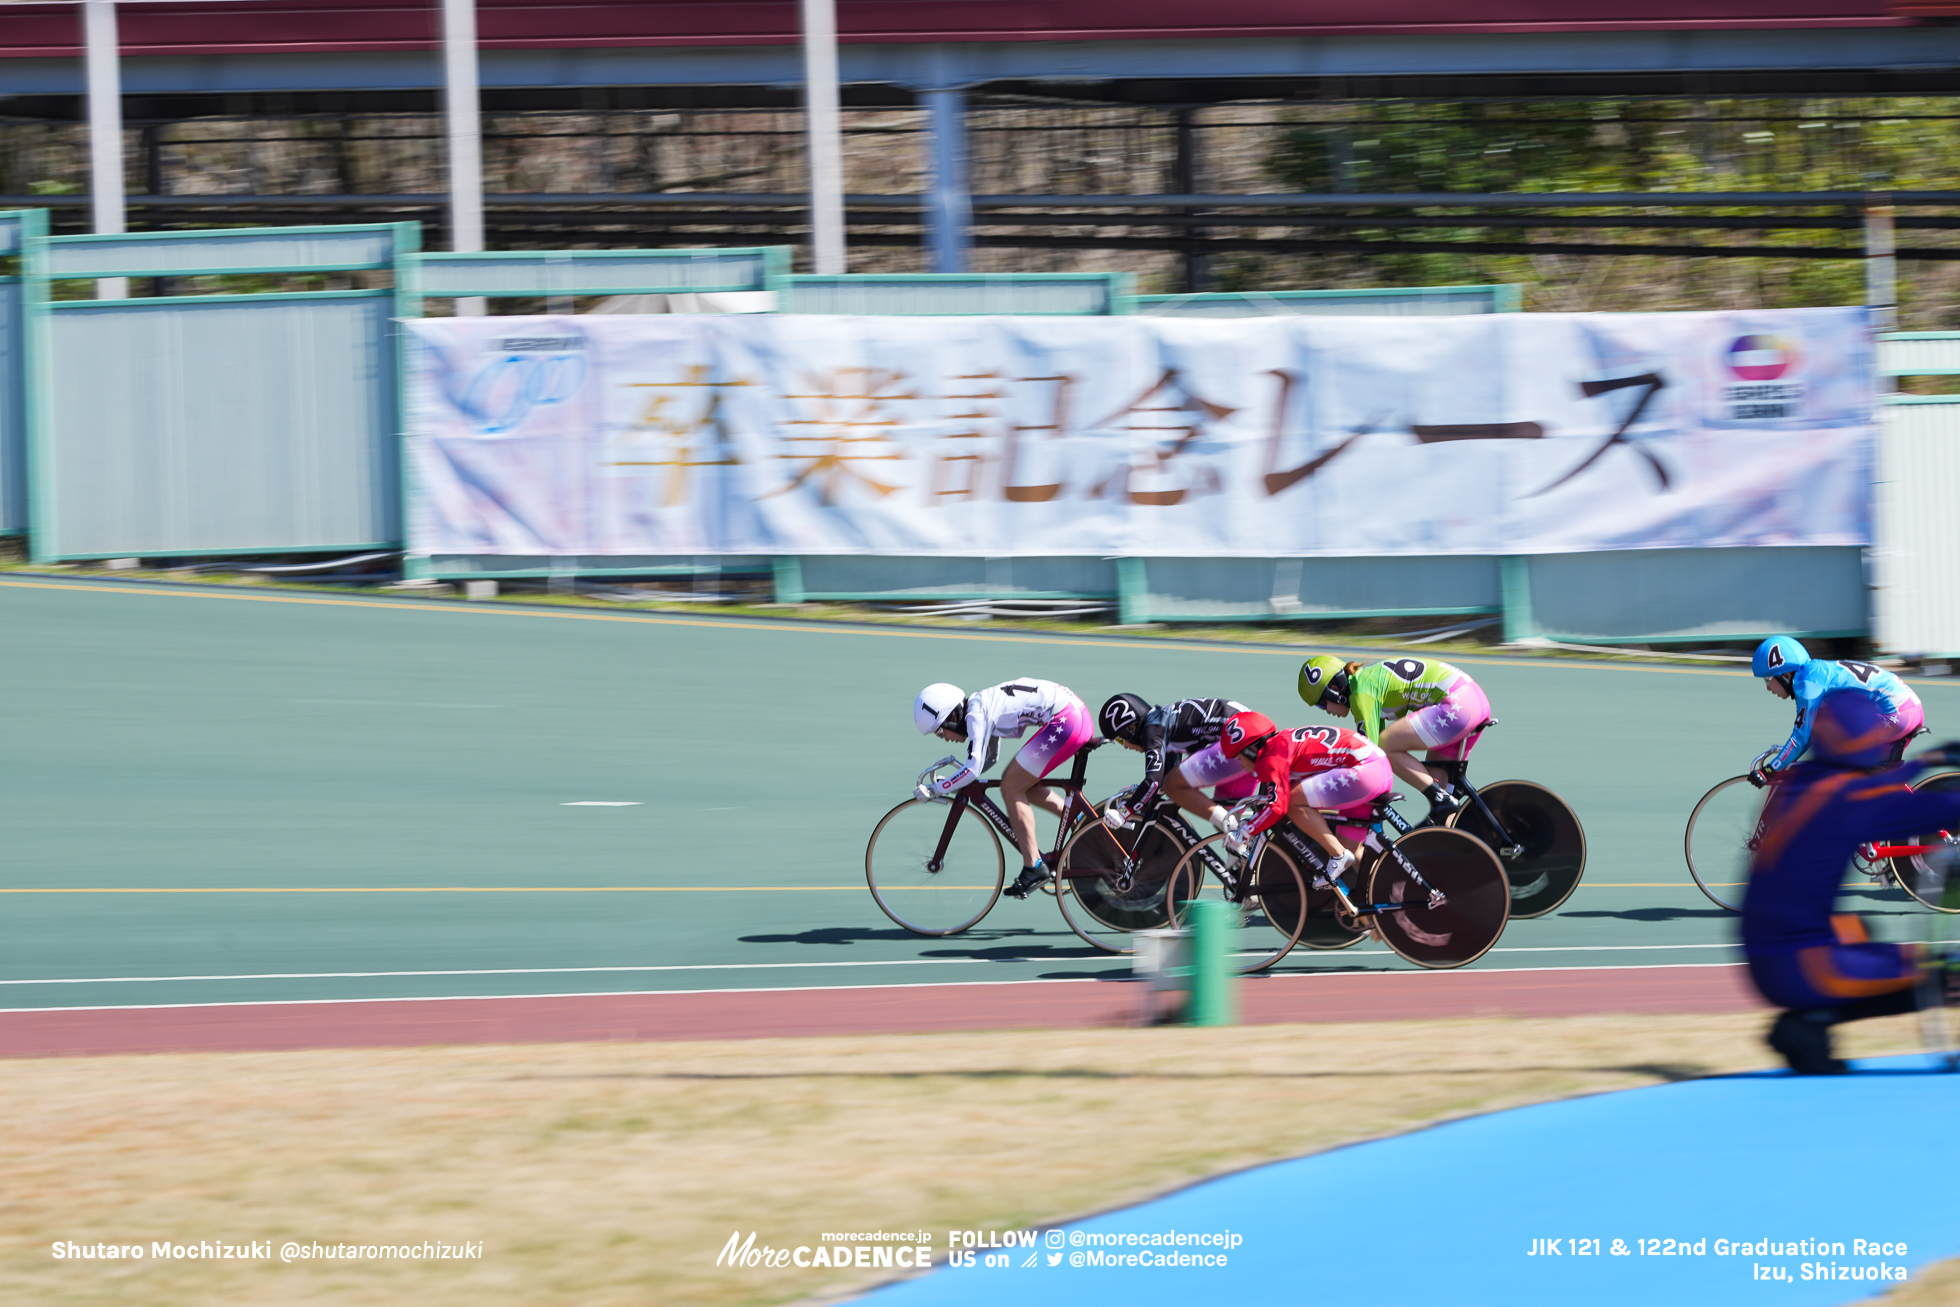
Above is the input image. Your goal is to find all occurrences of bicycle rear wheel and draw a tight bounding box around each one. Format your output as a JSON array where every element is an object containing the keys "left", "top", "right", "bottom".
[
  {"left": 1366, "top": 828, "right": 1509, "bottom": 969},
  {"left": 1165, "top": 834, "right": 1308, "bottom": 974},
  {"left": 1449, "top": 779, "right": 1586, "bottom": 919},
  {"left": 1893, "top": 771, "right": 1960, "bottom": 913},
  {"left": 1056, "top": 814, "right": 1189, "bottom": 953},
  {"left": 865, "top": 799, "right": 1004, "bottom": 936},
  {"left": 1683, "top": 776, "right": 1758, "bottom": 914}
]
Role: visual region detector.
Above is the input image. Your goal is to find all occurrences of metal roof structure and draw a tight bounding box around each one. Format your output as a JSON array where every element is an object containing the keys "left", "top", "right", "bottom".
[{"left": 4, "top": 0, "right": 1959, "bottom": 109}]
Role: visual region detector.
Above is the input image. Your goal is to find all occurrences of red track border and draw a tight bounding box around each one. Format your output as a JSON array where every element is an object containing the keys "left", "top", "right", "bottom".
[{"left": 0, "top": 965, "right": 1764, "bottom": 1058}]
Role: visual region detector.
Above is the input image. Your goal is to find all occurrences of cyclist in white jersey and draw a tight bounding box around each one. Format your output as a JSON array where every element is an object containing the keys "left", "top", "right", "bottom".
[{"left": 914, "top": 678, "right": 1095, "bottom": 899}]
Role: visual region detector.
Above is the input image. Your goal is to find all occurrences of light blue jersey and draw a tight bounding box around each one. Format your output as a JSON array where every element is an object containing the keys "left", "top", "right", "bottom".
[{"left": 1767, "top": 659, "right": 1919, "bottom": 771}]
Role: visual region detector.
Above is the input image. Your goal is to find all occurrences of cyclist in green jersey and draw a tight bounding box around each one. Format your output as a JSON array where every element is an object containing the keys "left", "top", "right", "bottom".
[{"left": 1297, "top": 655, "right": 1492, "bottom": 824}]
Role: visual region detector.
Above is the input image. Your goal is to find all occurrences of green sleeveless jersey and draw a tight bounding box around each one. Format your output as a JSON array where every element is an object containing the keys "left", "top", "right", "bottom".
[{"left": 1349, "top": 658, "right": 1464, "bottom": 742}]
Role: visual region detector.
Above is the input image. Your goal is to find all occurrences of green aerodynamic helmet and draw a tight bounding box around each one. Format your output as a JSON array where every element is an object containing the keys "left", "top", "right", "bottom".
[{"left": 1297, "top": 654, "right": 1352, "bottom": 708}]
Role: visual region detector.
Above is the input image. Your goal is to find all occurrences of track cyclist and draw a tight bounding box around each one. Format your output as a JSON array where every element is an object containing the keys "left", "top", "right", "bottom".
[
  {"left": 1096, "top": 694, "right": 1253, "bottom": 832},
  {"left": 1215, "top": 710, "right": 1394, "bottom": 889},
  {"left": 1749, "top": 636, "right": 1924, "bottom": 788},
  {"left": 1296, "top": 654, "right": 1490, "bottom": 825},
  {"left": 913, "top": 678, "right": 1095, "bottom": 899},
  {"left": 1743, "top": 690, "right": 1960, "bottom": 1074}
]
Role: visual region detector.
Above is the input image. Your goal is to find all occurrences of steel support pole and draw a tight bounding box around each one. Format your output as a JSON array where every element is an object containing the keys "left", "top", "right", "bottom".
[
  {"left": 924, "top": 85, "right": 970, "bottom": 274},
  {"left": 800, "top": 0, "right": 846, "bottom": 273},
  {"left": 442, "top": 0, "right": 486, "bottom": 315},
  {"left": 83, "top": 0, "right": 126, "bottom": 299},
  {"left": 1866, "top": 194, "right": 1897, "bottom": 335}
]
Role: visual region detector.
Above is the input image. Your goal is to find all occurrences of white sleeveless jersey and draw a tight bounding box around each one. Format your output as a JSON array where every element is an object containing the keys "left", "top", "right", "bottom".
[{"left": 954, "top": 678, "right": 1076, "bottom": 784}]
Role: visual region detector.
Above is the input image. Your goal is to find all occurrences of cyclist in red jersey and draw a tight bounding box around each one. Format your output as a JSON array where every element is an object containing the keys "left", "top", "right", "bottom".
[{"left": 1217, "top": 710, "right": 1394, "bottom": 886}]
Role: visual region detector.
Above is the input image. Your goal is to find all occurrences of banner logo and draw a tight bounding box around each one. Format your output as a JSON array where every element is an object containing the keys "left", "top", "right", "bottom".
[{"left": 1721, "top": 334, "right": 1805, "bottom": 422}]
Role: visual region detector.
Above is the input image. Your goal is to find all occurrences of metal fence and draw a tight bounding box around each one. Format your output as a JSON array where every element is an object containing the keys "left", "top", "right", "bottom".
[
  {"left": 1873, "top": 332, "right": 1960, "bottom": 657},
  {"left": 27, "top": 222, "right": 417, "bottom": 562},
  {"left": 1133, "top": 285, "right": 1521, "bottom": 317},
  {"left": 0, "top": 218, "right": 1934, "bottom": 650},
  {"left": 0, "top": 209, "right": 41, "bottom": 537}
]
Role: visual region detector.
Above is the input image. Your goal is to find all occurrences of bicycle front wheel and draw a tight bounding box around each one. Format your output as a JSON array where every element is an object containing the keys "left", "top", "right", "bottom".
[
  {"left": 1683, "top": 776, "right": 1758, "bottom": 913},
  {"left": 1450, "top": 779, "right": 1587, "bottom": 919},
  {"left": 1894, "top": 771, "right": 1960, "bottom": 913},
  {"left": 1056, "top": 815, "right": 1190, "bottom": 953},
  {"left": 1165, "top": 834, "right": 1308, "bottom": 974},
  {"left": 1367, "top": 828, "right": 1509, "bottom": 969},
  {"left": 865, "top": 799, "right": 1004, "bottom": 936}
]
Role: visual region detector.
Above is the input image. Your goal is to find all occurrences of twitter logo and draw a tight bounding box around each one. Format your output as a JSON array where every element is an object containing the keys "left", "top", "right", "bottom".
[{"left": 1046, "top": 1253, "right": 1063, "bottom": 1266}]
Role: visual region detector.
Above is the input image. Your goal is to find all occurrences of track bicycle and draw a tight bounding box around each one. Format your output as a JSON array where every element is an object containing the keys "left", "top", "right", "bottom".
[
  {"left": 1050, "top": 793, "right": 1214, "bottom": 954},
  {"left": 1685, "top": 736, "right": 1944, "bottom": 914},
  {"left": 1163, "top": 793, "right": 1511, "bottom": 972},
  {"left": 1422, "top": 720, "right": 1588, "bottom": 918},
  {"left": 864, "top": 738, "right": 1116, "bottom": 936}
]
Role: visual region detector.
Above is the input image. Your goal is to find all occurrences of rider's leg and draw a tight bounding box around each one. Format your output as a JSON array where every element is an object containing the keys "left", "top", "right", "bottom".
[
  {"left": 998, "top": 697, "right": 1094, "bottom": 887},
  {"left": 1167, "top": 745, "right": 1254, "bottom": 826},
  {"left": 1376, "top": 718, "right": 1444, "bottom": 791},
  {"left": 1000, "top": 757, "right": 1067, "bottom": 867},
  {"left": 1284, "top": 800, "right": 1352, "bottom": 865}
]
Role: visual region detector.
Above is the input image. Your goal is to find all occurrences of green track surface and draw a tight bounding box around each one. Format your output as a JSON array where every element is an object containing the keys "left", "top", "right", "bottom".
[{"left": 2, "top": 577, "right": 1950, "bottom": 1011}]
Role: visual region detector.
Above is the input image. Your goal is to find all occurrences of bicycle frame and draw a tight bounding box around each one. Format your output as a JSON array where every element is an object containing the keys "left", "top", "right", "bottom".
[
  {"left": 919, "top": 740, "right": 1106, "bottom": 873},
  {"left": 1427, "top": 724, "right": 1525, "bottom": 858}
]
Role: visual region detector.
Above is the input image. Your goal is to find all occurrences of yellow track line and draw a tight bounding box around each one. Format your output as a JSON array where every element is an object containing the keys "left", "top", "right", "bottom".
[{"left": 0, "top": 577, "right": 1789, "bottom": 679}]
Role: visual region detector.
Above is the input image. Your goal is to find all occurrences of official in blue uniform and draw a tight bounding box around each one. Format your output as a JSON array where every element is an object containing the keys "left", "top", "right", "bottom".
[{"left": 1742, "top": 689, "right": 1960, "bottom": 1074}]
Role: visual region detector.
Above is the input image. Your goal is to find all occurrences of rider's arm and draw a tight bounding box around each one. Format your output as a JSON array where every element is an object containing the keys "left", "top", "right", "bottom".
[
  {"left": 1764, "top": 670, "right": 1824, "bottom": 772},
  {"left": 934, "top": 690, "right": 996, "bottom": 794},
  {"left": 1130, "top": 706, "right": 1173, "bottom": 810},
  {"left": 1239, "top": 747, "right": 1292, "bottom": 837},
  {"left": 1350, "top": 666, "right": 1386, "bottom": 742}
]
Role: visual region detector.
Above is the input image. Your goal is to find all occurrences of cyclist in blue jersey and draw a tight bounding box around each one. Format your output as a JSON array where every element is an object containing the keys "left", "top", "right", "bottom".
[
  {"left": 1743, "top": 690, "right": 1960, "bottom": 1074},
  {"left": 1748, "top": 637, "right": 1924, "bottom": 789}
]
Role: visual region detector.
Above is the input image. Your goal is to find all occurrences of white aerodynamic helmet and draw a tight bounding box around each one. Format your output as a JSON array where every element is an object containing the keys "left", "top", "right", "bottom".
[{"left": 914, "top": 683, "right": 966, "bottom": 734}]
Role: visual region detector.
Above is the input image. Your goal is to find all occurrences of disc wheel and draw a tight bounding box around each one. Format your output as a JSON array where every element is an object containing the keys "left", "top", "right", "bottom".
[
  {"left": 864, "top": 798, "right": 1005, "bottom": 936},
  {"left": 1683, "top": 776, "right": 1760, "bottom": 914},
  {"left": 1894, "top": 771, "right": 1960, "bottom": 913},
  {"left": 1055, "top": 811, "right": 1191, "bottom": 953},
  {"left": 1366, "top": 827, "right": 1509, "bottom": 969},
  {"left": 1448, "top": 780, "right": 1587, "bottom": 919},
  {"left": 1164, "top": 834, "right": 1309, "bottom": 974}
]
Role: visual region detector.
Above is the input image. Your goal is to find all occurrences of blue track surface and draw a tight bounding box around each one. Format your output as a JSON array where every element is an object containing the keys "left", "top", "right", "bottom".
[{"left": 858, "top": 1057, "right": 1959, "bottom": 1306}]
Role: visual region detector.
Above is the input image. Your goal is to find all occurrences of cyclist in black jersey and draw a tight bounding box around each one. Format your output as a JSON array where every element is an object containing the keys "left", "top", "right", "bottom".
[{"left": 1097, "top": 694, "right": 1255, "bottom": 832}]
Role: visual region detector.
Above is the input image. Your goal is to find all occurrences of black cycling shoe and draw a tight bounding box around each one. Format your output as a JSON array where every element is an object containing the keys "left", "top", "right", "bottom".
[
  {"left": 1767, "top": 1011, "right": 1848, "bottom": 1076},
  {"left": 1002, "top": 865, "right": 1053, "bottom": 900}
]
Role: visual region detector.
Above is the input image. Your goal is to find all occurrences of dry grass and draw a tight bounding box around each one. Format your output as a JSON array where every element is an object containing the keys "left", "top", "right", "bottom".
[{"left": 0, "top": 1014, "right": 1933, "bottom": 1306}]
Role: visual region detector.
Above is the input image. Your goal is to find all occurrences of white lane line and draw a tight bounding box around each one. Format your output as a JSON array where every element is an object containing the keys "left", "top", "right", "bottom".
[
  {"left": 0, "top": 943, "right": 1739, "bottom": 987},
  {"left": 0, "top": 961, "right": 1753, "bottom": 1016},
  {"left": 561, "top": 801, "right": 642, "bottom": 807}
]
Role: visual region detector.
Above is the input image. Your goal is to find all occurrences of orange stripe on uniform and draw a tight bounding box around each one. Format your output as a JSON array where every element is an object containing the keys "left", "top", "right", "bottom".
[
  {"left": 1796, "top": 946, "right": 1919, "bottom": 999},
  {"left": 1830, "top": 914, "right": 1870, "bottom": 945}
]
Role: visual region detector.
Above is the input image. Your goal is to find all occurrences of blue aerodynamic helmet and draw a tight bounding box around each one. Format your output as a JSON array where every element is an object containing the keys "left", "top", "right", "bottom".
[
  {"left": 1752, "top": 636, "right": 1811, "bottom": 680},
  {"left": 1810, "top": 690, "right": 1895, "bottom": 767}
]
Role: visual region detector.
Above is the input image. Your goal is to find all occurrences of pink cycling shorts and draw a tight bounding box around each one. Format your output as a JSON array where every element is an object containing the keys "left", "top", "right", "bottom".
[
  {"left": 1294, "top": 750, "right": 1395, "bottom": 816},
  {"left": 1019, "top": 694, "right": 1094, "bottom": 780},
  {"left": 1406, "top": 674, "right": 1492, "bottom": 755},
  {"left": 1884, "top": 696, "right": 1926, "bottom": 742},
  {"left": 1175, "top": 743, "right": 1258, "bottom": 801}
]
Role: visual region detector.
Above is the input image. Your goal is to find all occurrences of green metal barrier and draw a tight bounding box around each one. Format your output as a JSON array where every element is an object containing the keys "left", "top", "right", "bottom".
[
  {"left": 26, "top": 221, "right": 418, "bottom": 562},
  {"left": 779, "top": 271, "right": 1132, "bottom": 316},
  {"left": 1133, "top": 284, "right": 1521, "bottom": 317}
]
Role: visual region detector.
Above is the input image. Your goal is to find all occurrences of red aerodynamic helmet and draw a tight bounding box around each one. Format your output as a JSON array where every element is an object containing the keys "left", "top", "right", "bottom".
[{"left": 1219, "top": 710, "right": 1278, "bottom": 759}]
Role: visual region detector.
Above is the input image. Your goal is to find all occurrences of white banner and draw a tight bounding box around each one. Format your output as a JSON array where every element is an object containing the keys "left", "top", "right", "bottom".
[{"left": 404, "top": 308, "right": 1874, "bottom": 557}]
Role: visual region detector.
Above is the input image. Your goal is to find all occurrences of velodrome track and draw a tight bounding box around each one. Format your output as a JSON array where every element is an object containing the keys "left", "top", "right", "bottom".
[{"left": 1, "top": 574, "right": 1950, "bottom": 1055}]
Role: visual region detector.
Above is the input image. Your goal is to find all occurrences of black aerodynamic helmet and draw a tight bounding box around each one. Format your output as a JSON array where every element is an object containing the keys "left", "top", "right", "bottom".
[{"left": 1097, "top": 693, "right": 1151, "bottom": 745}]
